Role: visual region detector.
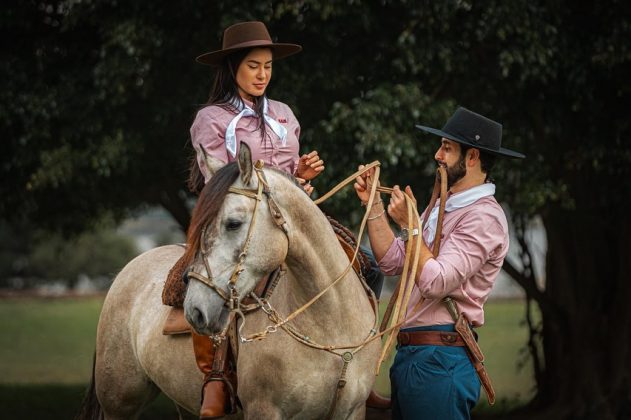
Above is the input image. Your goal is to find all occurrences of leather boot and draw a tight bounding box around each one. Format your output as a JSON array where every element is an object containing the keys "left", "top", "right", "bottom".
[
  {"left": 192, "top": 332, "right": 228, "bottom": 419},
  {"left": 366, "top": 389, "right": 391, "bottom": 409}
]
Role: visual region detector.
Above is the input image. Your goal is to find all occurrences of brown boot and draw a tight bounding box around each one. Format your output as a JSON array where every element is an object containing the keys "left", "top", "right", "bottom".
[
  {"left": 192, "top": 332, "right": 228, "bottom": 419},
  {"left": 366, "top": 389, "right": 391, "bottom": 409}
]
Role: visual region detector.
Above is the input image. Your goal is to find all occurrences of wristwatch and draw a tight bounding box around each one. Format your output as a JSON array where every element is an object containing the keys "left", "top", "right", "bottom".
[{"left": 400, "top": 227, "right": 419, "bottom": 242}]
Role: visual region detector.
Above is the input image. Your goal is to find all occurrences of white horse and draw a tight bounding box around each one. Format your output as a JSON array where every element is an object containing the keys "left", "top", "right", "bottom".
[{"left": 77, "top": 144, "right": 381, "bottom": 419}]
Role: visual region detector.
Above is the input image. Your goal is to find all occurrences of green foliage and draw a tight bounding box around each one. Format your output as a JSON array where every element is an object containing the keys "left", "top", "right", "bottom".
[
  {"left": 29, "top": 229, "right": 137, "bottom": 285},
  {"left": 0, "top": 220, "right": 138, "bottom": 288},
  {"left": 3, "top": 0, "right": 629, "bottom": 232}
]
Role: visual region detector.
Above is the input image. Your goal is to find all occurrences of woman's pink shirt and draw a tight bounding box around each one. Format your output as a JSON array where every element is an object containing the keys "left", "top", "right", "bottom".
[{"left": 191, "top": 98, "right": 301, "bottom": 181}]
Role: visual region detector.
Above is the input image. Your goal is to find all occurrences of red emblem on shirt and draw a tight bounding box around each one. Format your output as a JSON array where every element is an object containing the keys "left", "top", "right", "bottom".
[{"left": 278, "top": 118, "right": 287, "bottom": 123}]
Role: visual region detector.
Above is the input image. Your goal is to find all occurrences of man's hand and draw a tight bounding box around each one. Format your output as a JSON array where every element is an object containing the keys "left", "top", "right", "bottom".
[
  {"left": 387, "top": 185, "right": 418, "bottom": 227},
  {"left": 295, "top": 150, "right": 324, "bottom": 181},
  {"left": 353, "top": 165, "right": 380, "bottom": 205}
]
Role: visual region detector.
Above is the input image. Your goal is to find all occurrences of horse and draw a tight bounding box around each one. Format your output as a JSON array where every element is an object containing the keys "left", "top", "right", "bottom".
[{"left": 77, "top": 143, "right": 381, "bottom": 419}]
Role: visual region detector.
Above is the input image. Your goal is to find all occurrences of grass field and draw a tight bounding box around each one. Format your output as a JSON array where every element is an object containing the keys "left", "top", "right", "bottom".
[{"left": 0, "top": 295, "right": 536, "bottom": 418}]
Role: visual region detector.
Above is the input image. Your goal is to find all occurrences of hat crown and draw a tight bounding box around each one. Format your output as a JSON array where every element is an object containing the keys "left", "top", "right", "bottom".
[
  {"left": 442, "top": 107, "right": 502, "bottom": 150},
  {"left": 222, "top": 21, "right": 273, "bottom": 49}
]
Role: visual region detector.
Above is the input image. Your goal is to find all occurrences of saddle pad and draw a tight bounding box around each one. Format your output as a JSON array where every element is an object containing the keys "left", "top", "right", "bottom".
[{"left": 162, "top": 251, "right": 188, "bottom": 308}]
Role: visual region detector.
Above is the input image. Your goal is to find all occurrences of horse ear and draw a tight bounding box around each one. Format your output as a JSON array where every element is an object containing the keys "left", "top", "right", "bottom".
[
  {"left": 237, "top": 142, "right": 254, "bottom": 185},
  {"left": 198, "top": 146, "right": 224, "bottom": 181}
]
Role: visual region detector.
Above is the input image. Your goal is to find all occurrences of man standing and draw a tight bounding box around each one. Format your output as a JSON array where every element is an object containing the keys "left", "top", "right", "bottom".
[{"left": 354, "top": 107, "right": 524, "bottom": 419}]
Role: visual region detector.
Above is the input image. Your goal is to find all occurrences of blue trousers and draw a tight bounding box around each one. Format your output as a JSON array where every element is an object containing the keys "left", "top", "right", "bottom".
[
  {"left": 390, "top": 325, "right": 481, "bottom": 420},
  {"left": 360, "top": 244, "right": 384, "bottom": 298}
]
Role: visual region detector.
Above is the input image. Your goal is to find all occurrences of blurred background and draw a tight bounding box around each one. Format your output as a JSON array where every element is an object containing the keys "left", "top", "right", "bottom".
[{"left": 1, "top": 1, "right": 630, "bottom": 419}]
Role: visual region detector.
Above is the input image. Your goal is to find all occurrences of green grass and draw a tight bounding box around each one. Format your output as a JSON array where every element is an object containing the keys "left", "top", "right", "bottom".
[
  {"left": 0, "top": 384, "right": 183, "bottom": 419},
  {"left": 0, "top": 296, "right": 536, "bottom": 417},
  {"left": 0, "top": 296, "right": 103, "bottom": 384}
]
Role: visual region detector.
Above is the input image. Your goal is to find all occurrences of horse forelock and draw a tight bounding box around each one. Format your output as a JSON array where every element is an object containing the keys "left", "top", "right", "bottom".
[{"left": 182, "top": 162, "right": 240, "bottom": 268}]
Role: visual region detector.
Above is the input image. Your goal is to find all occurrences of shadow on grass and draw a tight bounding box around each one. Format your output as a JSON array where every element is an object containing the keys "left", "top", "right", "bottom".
[
  {"left": 0, "top": 384, "right": 184, "bottom": 419},
  {"left": 0, "top": 384, "right": 525, "bottom": 419}
]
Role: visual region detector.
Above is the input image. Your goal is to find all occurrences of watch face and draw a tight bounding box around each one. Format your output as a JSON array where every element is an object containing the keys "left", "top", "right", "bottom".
[{"left": 401, "top": 229, "right": 408, "bottom": 242}]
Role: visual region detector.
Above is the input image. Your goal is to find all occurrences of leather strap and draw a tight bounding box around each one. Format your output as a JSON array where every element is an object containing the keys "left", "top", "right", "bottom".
[
  {"left": 379, "top": 166, "right": 448, "bottom": 334},
  {"left": 397, "top": 330, "right": 465, "bottom": 347},
  {"left": 420, "top": 166, "right": 448, "bottom": 256}
]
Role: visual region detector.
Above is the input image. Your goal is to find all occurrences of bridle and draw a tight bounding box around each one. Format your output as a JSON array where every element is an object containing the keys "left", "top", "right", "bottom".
[{"left": 185, "top": 160, "right": 289, "bottom": 337}]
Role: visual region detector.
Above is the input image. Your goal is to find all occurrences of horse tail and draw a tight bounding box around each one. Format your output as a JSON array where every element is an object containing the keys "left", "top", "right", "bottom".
[{"left": 75, "top": 352, "right": 103, "bottom": 420}]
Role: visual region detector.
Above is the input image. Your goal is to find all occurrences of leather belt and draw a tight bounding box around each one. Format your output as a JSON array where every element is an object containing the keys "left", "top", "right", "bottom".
[{"left": 397, "top": 331, "right": 465, "bottom": 347}]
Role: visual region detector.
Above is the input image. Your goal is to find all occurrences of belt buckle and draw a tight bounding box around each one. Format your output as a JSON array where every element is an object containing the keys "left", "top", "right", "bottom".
[{"left": 441, "top": 332, "right": 457, "bottom": 344}]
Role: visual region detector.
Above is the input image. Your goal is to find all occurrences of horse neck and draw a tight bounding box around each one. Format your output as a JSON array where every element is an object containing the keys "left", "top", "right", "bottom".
[{"left": 274, "top": 185, "right": 374, "bottom": 337}]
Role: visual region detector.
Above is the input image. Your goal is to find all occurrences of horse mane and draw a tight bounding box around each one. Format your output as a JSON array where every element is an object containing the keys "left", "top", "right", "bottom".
[
  {"left": 267, "top": 166, "right": 304, "bottom": 191},
  {"left": 181, "top": 162, "right": 240, "bottom": 268}
]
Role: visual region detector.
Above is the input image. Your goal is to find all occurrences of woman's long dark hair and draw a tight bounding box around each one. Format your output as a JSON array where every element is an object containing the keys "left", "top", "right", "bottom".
[{"left": 188, "top": 48, "right": 269, "bottom": 193}]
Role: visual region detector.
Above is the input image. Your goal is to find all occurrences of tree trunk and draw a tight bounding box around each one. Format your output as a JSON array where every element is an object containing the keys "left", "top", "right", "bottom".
[
  {"left": 157, "top": 185, "right": 191, "bottom": 233},
  {"left": 531, "top": 204, "right": 631, "bottom": 419}
]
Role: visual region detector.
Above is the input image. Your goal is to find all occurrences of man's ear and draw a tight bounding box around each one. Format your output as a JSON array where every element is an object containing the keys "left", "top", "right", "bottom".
[{"left": 468, "top": 148, "right": 480, "bottom": 166}]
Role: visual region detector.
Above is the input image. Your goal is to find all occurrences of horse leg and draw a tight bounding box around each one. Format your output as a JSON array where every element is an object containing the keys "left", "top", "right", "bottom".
[
  {"left": 242, "top": 400, "right": 283, "bottom": 420},
  {"left": 348, "top": 404, "right": 367, "bottom": 420},
  {"left": 95, "top": 300, "right": 159, "bottom": 419},
  {"left": 95, "top": 344, "right": 160, "bottom": 420}
]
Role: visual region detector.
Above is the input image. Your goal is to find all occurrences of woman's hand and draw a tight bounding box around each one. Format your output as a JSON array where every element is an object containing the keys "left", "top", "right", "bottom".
[
  {"left": 297, "top": 177, "right": 314, "bottom": 196},
  {"left": 295, "top": 150, "right": 324, "bottom": 181}
]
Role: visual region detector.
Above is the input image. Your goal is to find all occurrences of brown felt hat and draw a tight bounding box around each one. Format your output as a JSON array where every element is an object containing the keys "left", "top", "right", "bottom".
[{"left": 196, "top": 21, "right": 302, "bottom": 66}]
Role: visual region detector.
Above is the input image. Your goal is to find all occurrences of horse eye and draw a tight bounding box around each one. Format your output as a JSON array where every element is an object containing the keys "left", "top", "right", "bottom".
[{"left": 225, "top": 219, "right": 242, "bottom": 231}]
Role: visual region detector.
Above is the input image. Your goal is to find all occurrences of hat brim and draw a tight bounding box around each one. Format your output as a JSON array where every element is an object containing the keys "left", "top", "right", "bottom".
[
  {"left": 196, "top": 42, "right": 302, "bottom": 66},
  {"left": 415, "top": 124, "right": 525, "bottom": 159}
]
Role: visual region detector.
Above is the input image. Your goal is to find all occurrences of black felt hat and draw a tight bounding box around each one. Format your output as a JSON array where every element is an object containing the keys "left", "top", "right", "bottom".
[{"left": 415, "top": 107, "right": 525, "bottom": 158}]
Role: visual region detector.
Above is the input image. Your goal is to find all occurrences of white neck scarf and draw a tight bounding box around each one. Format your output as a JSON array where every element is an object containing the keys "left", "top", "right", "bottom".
[
  {"left": 425, "top": 183, "right": 496, "bottom": 244},
  {"left": 225, "top": 97, "right": 287, "bottom": 157}
]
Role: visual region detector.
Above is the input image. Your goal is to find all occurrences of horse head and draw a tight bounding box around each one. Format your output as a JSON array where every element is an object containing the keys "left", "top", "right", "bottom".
[{"left": 183, "top": 143, "right": 290, "bottom": 335}]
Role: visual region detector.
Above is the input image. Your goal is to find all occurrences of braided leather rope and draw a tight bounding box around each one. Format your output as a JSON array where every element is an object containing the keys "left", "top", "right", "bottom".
[{"left": 326, "top": 215, "right": 372, "bottom": 276}]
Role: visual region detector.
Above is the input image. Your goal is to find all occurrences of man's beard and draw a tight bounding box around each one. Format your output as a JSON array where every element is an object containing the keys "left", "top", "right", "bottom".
[{"left": 438, "top": 154, "right": 467, "bottom": 189}]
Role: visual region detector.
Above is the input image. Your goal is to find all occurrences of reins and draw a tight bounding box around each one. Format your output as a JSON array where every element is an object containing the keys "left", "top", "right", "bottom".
[
  {"left": 375, "top": 165, "right": 448, "bottom": 373},
  {"left": 233, "top": 162, "right": 444, "bottom": 374}
]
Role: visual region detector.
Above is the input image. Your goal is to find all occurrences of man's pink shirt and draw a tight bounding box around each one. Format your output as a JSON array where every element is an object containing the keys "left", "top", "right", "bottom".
[
  {"left": 191, "top": 98, "right": 301, "bottom": 181},
  {"left": 378, "top": 195, "right": 509, "bottom": 328}
]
